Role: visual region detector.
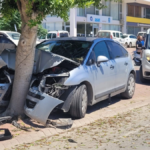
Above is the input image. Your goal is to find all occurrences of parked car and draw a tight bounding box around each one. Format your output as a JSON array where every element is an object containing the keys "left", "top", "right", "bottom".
[
  {"left": 0, "top": 31, "right": 20, "bottom": 45},
  {"left": 137, "top": 32, "right": 147, "bottom": 38},
  {"left": 140, "top": 29, "right": 150, "bottom": 83},
  {"left": 0, "top": 31, "right": 40, "bottom": 52},
  {"left": 97, "top": 30, "right": 125, "bottom": 46},
  {"left": 122, "top": 34, "right": 137, "bottom": 48},
  {"left": 38, "top": 30, "right": 69, "bottom": 42},
  {"left": 0, "top": 37, "right": 135, "bottom": 125}
]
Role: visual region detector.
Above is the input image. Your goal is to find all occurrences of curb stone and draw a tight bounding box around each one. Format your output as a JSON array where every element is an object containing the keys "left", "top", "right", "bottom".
[{"left": 0, "top": 98, "right": 150, "bottom": 150}]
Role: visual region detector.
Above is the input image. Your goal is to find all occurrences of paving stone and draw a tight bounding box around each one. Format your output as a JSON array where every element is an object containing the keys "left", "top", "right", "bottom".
[
  {"left": 0, "top": 143, "right": 5, "bottom": 150},
  {"left": 40, "top": 128, "right": 51, "bottom": 137}
]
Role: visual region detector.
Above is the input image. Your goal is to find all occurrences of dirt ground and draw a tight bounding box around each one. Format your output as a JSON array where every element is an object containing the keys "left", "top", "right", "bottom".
[{"left": 10, "top": 104, "right": 150, "bottom": 150}]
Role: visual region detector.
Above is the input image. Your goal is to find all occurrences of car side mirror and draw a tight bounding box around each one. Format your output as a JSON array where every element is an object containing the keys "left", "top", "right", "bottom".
[{"left": 97, "top": 56, "right": 108, "bottom": 66}]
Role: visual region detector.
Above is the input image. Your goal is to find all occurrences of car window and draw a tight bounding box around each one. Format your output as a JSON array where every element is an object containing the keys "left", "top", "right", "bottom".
[
  {"left": 113, "top": 33, "right": 115, "bottom": 37},
  {"left": 0, "top": 34, "right": 7, "bottom": 38},
  {"left": 52, "top": 34, "right": 56, "bottom": 38},
  {"left": 119, "top": 45, "right": 128, "bottom": 57},
  {"left": 133, "top": 36, "right": 137, "bottom": 39},
  {"left": 120, "top": 33, "right": 123, "bottom": 38},
  {"left": 47, "top": 33, "right": 52, "bottom": 39},
  {"left": 7, "top": 32, "right": 20, "bottom": 40},
  {"left": 0, "top": 36, "right": 16, "bottom": 53},
  {"left": 106, "top": 41, "right": 124, "bottom": 59},
  {"left": 98, "top": 32, "right": 110, "bottom": 38},
  {"left": 116, "top": 33, "right": 119, "bottom": 38},
  {"left": 60, "top": 33, "right": 68, "bottom": 37},
  {"left": 93, "top": 41, "right": 110, "bottom": 60},
  {"left": 129, "top": 36, "right": 132, "bottom": 38}
]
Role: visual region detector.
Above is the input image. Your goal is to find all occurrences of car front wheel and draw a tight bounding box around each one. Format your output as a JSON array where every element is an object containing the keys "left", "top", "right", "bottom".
[
  {"left": 121, "top": 74, "right": 135, "bottom": 99},
  {"left": 140, "top": 66, "right": 147, "bottom": 83},
  {"left": 69, "top": 84, "right": 88, "bottom": 118},
  {"left": 129, "top": 42, "right": 132, "bottom": 48}
]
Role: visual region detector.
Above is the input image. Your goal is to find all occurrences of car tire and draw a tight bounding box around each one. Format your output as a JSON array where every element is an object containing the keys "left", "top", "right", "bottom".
[
  {"left": 129, "top": 42, "right": 132, "bottom": 48},
  {"left": 69, "top": 84, "right": 88, "bottom": 118},
  {"left": 140, "top": 66, "right": 147, "bottom": 83},
  {"left": 125, "top": 43, "right": 128, "bottom": 48},
  {"left": 121, "top": 74, "right": 135, "bottom": 99}
]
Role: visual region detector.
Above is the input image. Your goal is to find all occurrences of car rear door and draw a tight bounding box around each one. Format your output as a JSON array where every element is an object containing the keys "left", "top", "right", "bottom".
[
  {"left": 91, "top": 41, "right": 117, "bottom": 101},
  {"left": 106, "top": 41, "right": 129, "bottom": 91}
]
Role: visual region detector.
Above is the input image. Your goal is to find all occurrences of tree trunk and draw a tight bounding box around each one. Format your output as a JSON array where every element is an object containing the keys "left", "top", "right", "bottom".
[{"left": 2, "top": 0, "right": 38, "bottom": 116}]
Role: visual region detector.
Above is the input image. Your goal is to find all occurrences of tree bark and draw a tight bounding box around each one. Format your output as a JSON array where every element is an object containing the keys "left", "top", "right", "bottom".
[{"left": 2, "top": 0, "right": 38, "bottom": 116}]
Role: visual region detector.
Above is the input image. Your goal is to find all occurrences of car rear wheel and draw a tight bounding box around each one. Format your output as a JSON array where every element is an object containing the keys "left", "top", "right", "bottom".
[
  {"left": 121, "top": 74, "right": 135, "bottom": 99},
  {"left": 129, "top": 42, "right": 132, "bottom": 48},
  {"left": 69, "top": 84, "right": 88, "bottom": 118},
  {"left": 140, "top": 66, "right": 147, "bottom": 83}
]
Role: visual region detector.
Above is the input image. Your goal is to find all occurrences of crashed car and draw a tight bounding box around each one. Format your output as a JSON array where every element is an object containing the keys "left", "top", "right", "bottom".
[{"left": 0, "top": 37, "right": 136, "bottom": 125}]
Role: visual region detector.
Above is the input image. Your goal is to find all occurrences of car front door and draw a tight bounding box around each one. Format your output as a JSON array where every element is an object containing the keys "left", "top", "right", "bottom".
[
  {"left": 106, "top": 41, "right": 129, "bottom": 91},
  {"left": 91, "top": 41, "right": 117, "bottom": 101}
]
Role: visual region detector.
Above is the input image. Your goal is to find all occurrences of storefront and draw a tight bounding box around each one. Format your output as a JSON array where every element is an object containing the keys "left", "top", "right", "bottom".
[{"left": 76, "top": 15, "right": 121, "bottom": 37}]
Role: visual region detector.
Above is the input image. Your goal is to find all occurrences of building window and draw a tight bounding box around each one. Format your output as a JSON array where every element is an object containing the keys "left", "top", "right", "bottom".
[
  {"left": 77, "top": 8, "right": 85, "bottom": 16},
  {"left": 102, "top": 24, "right": 122, "bottom": 31},
  {"left": 135, "top": 6, "right": 141, "bottom": 18},
  {"left": 102, "top": 1, "right": 120, "bottom": 20},
  {"left": 127, "top": 5, "right": 134, "bottom": 16},
  {"left": 77, "top": 23, "right": 85, "bottom": 37},
  {"left": 43, "top": 22, "right": 63, "bottom": 31},
  {"left": 145, "top": 8, "right": 150, "bottom": 19},
  {"left": 127, "top": 26, "right": 141, "bottom": 36},
  {"left": 77, "top": 6, "right": 99, "bottom": 16},
  {"left": 127, "top": 4, "right": 141, "bottom": 18}
]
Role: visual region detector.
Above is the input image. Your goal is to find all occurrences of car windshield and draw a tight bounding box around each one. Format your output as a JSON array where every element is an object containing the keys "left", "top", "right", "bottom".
[
  {"left": 138, "top": 33, "right": 144, "bottom": 36},
  {"left": 36, "top": 40, "right": 92, "bottom": 63},
  {"left": 7, "top": 32, "right": 20, "bottom": 40},
  {"left": 122, "top": 35, "right": 128, "bottom": 39},
  {"left": 98, "top": 32, "right": 110, "bottom": 38}
]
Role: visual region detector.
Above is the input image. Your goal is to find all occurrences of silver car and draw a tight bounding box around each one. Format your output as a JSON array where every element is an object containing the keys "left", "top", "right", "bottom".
[{"left": 24, "top": 37, "right": 136, "bottom": 125}]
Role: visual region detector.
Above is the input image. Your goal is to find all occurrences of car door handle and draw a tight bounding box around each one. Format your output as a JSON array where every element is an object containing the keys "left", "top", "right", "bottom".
[
  {"left": 110, "top": 65, "right": 114, "bottom": 69},
  {"left": 124, "top": 62, "right": 128, "bottom": 66}
]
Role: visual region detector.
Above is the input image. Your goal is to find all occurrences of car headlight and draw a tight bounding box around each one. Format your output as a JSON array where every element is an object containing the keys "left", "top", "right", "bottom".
[{"left": 146, "top": 56, "right": 150, "bottom": 62}]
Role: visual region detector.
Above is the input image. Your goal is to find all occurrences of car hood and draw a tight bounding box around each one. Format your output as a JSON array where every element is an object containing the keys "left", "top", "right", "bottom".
[{"left": 0, "top": 49, "right": 79, "bottom": 74}]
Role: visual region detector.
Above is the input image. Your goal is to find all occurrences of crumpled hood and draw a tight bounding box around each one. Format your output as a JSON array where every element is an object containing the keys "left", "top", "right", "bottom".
[{"left": 0, "top": 49, "right": 79, "bottom": 73}]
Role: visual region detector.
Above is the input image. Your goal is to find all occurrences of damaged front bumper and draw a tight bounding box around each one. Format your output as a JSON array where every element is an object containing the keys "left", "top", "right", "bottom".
[{"left": 24, "top": 92, "right": 64, "bottom": 125}]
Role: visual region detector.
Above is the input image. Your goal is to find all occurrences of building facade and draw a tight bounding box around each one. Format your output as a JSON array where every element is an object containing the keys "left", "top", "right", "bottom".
[
  {"left": 42, "top": 0, "right": 150, "bottom": 37},
  {"left": 124, "top": 0, "right": 150, "bottom": 35}
]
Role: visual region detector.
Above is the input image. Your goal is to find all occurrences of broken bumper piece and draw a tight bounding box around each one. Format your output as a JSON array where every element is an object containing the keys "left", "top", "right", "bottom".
[{"left": 24, "top": 92, "right": 64, "bottom": 125}]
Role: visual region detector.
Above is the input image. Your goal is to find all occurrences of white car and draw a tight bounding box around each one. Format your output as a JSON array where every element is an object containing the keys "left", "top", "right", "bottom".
[
  {"left": 0, "top": 31, "right": 20, "bottom": 46},
  {"left": 0, "top": 30, "right": 40, "bottom": 47},
  {"left": 122, "top": 34, "right": 137, "bottom": 48},
  {"left": 38, "top": 30, "right": 69, "bottom": 43},
  {"left": 97, "top": 30, "right": 125, "bottom": 46},
  {"left": 140, "top": 29, "right": 150, "bottom": 83},
  {"left": 137, "top": 32, "right": 147, "bottom": 38}
]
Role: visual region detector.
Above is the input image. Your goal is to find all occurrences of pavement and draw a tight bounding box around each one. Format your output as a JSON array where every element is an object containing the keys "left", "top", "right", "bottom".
[{"left": 0, "top": 48, "right": 150, "bottom": 150}]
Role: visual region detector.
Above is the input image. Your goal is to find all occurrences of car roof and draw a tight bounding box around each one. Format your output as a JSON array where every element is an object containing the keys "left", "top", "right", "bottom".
[
  {"left": 48, "top": 30, "right": 68, "bottom": 33},
  {"left": 98, "top": 30, "right": 122, "bottom": 33},
  {"left": 0, "top": 31, "right": 20, "bottom": 34},
  {"left": 40, "top": 37, "right": 118, "bottom": 44}
]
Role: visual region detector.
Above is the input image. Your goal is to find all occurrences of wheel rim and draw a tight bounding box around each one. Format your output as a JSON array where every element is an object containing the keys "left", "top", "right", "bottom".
[
  {"left": 128, "top": 76, "right": 135, "bottom": 96},
  {"left": 82, "top": 88, "right": 88, "bottom": 114}
]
